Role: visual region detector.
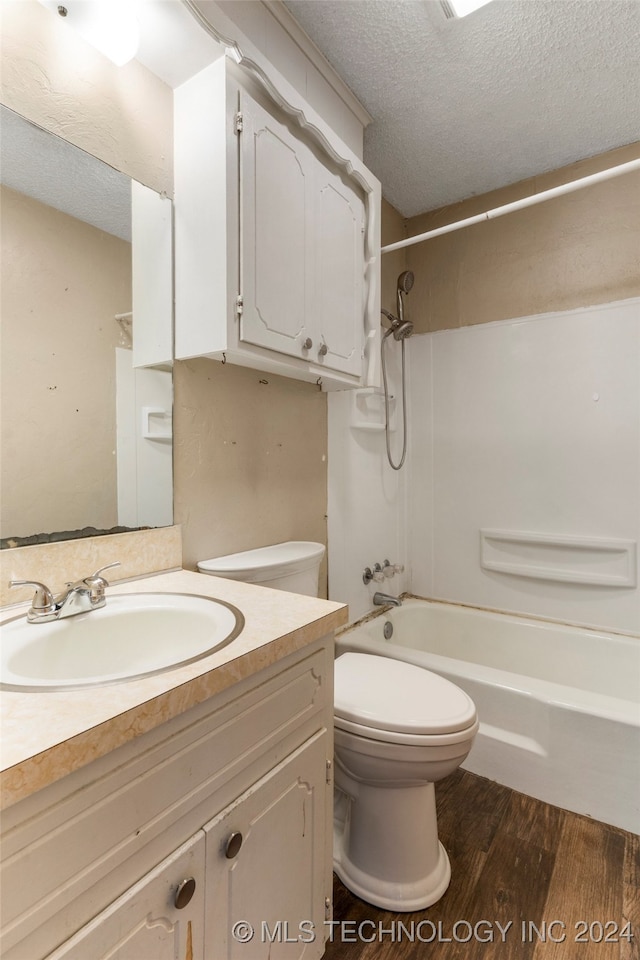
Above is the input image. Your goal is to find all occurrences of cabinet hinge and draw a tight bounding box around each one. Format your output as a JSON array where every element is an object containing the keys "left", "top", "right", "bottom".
[
  {"left": 234, "top": 111, "right": 243, "bottom": 134},
  {"left": 235, "top": 294, "right": 244, "bottom": 317},
  {"left": 326, "top": 759, "right": 333, "bottom": 784}
]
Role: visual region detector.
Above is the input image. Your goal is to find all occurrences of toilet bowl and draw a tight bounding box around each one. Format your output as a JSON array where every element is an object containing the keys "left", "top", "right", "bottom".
[
  {"left": 196, "top": 542, "right": 477, "bottom": 910},
  {"left": 333, "top": 652, "right": 478, "bottom": 911},
  {"left": 197, "top": 541, "right": 325, "bottom": 596}
]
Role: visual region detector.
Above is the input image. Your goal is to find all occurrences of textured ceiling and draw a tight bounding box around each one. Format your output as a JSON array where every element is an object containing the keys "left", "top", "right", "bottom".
[
  {"left": 1, "top": 107, "right": 131, "bottom": 241},
  {"left": 283, "top": 0, "right": 640, "bottom": 217}
]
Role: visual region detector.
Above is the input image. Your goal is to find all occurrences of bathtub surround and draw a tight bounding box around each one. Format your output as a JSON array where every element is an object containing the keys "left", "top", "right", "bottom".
[
  {"left": 329, "top": 145, "right": 640, "bottom": 631},
  {"left": 409, "top": 298, "right": 640, "bottom": 635}
]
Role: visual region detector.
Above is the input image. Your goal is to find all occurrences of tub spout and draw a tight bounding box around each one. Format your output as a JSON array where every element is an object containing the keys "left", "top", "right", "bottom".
[{"left": 373, "top": 592, "right": 402, "bottom": 608}]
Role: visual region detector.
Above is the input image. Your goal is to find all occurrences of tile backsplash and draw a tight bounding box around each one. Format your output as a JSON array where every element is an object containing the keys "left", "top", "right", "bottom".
[{"left": 0, "top": 526, "right": 182, "bottom": 607}]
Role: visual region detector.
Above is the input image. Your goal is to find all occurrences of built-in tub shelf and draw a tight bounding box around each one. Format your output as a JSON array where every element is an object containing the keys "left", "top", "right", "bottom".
[
  {"left": 480, "top": 529, "right": 638, "bottom": 587},
  {"left": 350, "top": 387, "right": 395, "bottom": 432}
]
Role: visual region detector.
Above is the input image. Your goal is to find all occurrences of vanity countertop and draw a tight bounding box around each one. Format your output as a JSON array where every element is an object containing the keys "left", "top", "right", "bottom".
[{"left": 0, "top": 569, "right": 347, "bottom": 809}]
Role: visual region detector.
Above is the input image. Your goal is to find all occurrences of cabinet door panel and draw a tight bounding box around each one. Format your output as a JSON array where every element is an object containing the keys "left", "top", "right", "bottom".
[
  {"left": 315, "top": 172, "right": 364, "bottom": 376},
  {"left": 46, "top": 834, "right": 205, "bottom": 960},
  {"left": 204, "top": 732, "right": 328, "bottom": 960},
  {"left": 240, "top": 93, "right": 314, "bottom": 359}
]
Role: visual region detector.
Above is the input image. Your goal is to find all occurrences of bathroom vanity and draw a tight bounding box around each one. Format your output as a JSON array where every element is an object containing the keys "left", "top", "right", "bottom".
[{"left": 0, "top": 570, "right": 346, "bottom": 960}]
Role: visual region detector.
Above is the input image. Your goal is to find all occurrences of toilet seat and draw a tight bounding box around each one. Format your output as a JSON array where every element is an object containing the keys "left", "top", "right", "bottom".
[
  {"left": 334, "top": 652, "right": 477, "bottom": 742},
  {"left": 335, "top": 714, "right": 478, "bottom": 747}
]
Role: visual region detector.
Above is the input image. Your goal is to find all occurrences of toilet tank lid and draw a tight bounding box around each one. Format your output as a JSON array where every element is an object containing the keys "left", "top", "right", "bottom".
[
  {"left": 334, "top": 652, "right": 476, "bottom": 735},
  {"left": 197, "top": 541, "right": 325, "bottom": 576}
]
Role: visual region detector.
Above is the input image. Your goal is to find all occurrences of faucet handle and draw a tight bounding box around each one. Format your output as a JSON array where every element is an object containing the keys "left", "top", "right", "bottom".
[
  {"left": 83, "top": 562, "right": 120, "bottom": 601},
  {"left": 9, "top": 579, "right": 55, "bottom": 613},
  {"left": 88, "top": 562, "right": 121, "bottom": 583}
]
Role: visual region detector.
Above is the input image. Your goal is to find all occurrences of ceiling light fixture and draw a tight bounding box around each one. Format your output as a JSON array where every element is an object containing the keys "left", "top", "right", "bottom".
[
  {"left": 36, "top": 0, "right": 140, "bottom": 66},
  {"left": 441, "top": 0, "right": 494, "bottom": 18}
]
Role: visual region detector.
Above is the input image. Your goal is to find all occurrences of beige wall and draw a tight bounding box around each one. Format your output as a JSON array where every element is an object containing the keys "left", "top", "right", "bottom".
[
  {"left": 173, "top": 360, "right": 329, "bottom": 595},
  {"left": 380, "top": 197, "right": 407, "bottom": 320},
  {"left": 401, "top": 143, "right": 640, "bottom": 333},
  {"left": 0, "top": 186, "right": 131, "bottom": 539},
  {"left": 0, "top": 1, "right": 173, "bottom": 195},
  {"left": 1, "top": 2, "right": 336, "bottom": 584}
]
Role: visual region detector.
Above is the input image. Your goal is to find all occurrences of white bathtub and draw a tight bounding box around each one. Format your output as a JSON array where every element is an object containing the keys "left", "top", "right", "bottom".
[{"left": 336, "top": 598, "right": 640, "bottom": 834}]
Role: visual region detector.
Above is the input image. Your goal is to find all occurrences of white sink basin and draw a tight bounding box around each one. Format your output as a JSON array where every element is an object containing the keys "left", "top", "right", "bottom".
[{"left": 0, "top": 593, "right": 244, "bottom": 691}]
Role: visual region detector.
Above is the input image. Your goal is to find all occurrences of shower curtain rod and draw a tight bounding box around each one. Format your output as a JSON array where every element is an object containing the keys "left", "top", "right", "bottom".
[{"left": 381, "top": 157, "right": 640, "bottom": 255}]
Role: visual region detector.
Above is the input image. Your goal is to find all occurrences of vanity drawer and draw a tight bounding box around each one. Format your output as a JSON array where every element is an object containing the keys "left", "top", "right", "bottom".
[{"left": 1, "top": 638, "right": 333, "bottom": 960}]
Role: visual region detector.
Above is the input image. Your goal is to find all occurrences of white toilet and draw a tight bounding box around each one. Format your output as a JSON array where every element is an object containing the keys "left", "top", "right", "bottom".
[
  {"left": 197, "top": 541, "right": 478, "bottom": 911},
  {"left": 197, "top": 541, "right": 325, "bottom": 596},
  {"left": 333, "top": 652, "right": 478, "bottom": 911}
]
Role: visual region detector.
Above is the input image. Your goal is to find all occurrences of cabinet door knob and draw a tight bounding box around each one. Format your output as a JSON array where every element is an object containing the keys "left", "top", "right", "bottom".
[
  {"left": 225, "top": 831, "right": 243, "bottom": 859},
  {"left": 302, "top": 338, "right": 313, "bottom": 350},
  {"left": 318, "top": 343, "right": 328, "bottom": 356},
  {"left": 174, "top": 877, "right": 196, "bottom": 909}
]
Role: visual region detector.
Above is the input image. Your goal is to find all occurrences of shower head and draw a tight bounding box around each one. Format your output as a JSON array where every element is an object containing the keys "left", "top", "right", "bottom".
[
  {"left": 382, "top": 312, "right": 413, "bottom": 341},
  {"left": 391, "top": 319, "right": 413, "bottom": 341},
  {"left": 397, "top": 270, "right": 414, "bottom": 295},
  {"left": 396, "top": 270, "right": 414, "bottom": 325}
]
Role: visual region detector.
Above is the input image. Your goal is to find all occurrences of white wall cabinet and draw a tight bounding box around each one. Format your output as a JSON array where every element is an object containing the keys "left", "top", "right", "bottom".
[
  {"left": 1, "top": 640, "right": 334, "bottom": 960},
  {"left": 239, "top": 92, "right": 364, "bottom": 377},
  {"left": 175, "top": 57, "right": 379, "bottom": 389}
]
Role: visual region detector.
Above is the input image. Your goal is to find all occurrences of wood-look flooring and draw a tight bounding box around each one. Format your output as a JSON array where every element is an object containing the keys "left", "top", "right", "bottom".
[{"left": 324, "top": 770, "right": 639, "bottom": 960}]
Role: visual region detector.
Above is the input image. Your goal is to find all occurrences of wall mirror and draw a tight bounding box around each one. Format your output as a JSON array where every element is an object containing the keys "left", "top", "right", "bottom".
[{"left": 0, "top": 105, "right": 173, "bottom": 547}]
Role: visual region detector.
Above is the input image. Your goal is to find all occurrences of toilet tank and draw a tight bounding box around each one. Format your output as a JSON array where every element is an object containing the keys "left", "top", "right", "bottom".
[{"left": 197, "top": 541, "right": 325, "bottom": 597}]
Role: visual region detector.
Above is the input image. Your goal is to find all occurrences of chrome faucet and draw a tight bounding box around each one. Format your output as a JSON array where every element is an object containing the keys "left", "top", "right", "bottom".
[
  {"left": 373, "top": 592, "right": 402, "bottom": 608},
  {"left": 10, "top": 562, "right": 120, "bottom": 623}
]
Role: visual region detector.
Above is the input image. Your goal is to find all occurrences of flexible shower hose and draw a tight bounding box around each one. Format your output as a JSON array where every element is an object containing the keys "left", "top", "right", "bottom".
[{"left": 381, "top": 332, "right": 408, "bottom": 471}]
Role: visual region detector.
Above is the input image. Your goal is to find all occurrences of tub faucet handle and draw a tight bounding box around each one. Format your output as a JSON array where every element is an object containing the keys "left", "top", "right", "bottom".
[
  {"left": 363, "top": 564, "right": 385, "bottom": 585},
  {"left": 382, "top": 560, "right": 395, "bottom": 579}
]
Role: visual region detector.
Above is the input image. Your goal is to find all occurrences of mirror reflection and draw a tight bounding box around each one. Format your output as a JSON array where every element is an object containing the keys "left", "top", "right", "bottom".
[{"left": 0, "top": 106, "right": 173, "bottom": 546}]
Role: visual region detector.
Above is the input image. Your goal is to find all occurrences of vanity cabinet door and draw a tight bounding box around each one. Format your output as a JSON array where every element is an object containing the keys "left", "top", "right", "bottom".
[
  {"left": 46, "top": 833, "right": 205, "bottom": 960},
  {"left": 204, "top": 731, "right": 329, "bottom": 960}
]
